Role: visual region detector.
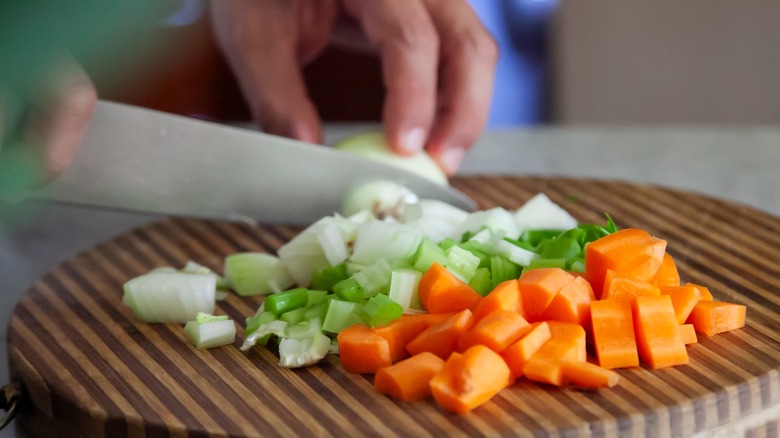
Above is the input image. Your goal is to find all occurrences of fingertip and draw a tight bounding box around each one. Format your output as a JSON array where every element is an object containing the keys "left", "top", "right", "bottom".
[
  {"left": 430, "top": 146, "right": 466, "bottom": 176},
  {"left": 389, "top": 126, "right": 426, "bottom": 155}
]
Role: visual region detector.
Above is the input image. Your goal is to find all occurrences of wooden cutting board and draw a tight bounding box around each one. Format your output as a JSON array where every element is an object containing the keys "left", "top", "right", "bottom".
[{"left": 7, "top": 177, "right": 780, "bottom": 437}]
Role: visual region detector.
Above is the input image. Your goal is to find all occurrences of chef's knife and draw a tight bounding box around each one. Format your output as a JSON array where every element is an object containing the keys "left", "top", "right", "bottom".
[{"left": 33, "top": 101, "right": 476, "bottom": 224}]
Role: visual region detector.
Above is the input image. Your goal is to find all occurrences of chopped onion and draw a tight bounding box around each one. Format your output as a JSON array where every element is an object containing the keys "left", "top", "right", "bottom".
[
  {"left": 341, "top": 179, "right": 419, "bottom": 219},
  {"left": 514, "top": 193, "right": 578, "bottom": 231},
  {"left": 241, "top": 320, "right": 288, "bottom": 350},
  {"left": 278, "top": 332, "right": 331, "bottom": 368},
  {"left": 316, "top": 223, "right": 349, "bottom": 266},
  {"left": 224, "top": 253, "right": 294, "bottom": 296},
  {"left": 350, "top": 220, "right": 423, "bottom": 265},
  {"left": 455, "top": 207, "right": 521, "bottom": 240},
  {"left": 123, "top": 272, "right": 215, "bottom": 323}
]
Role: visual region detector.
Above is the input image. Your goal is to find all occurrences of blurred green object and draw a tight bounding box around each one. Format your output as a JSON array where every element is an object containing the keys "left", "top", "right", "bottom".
[{"left": 0, "top": 0, "right": 179, "bottom": 206}]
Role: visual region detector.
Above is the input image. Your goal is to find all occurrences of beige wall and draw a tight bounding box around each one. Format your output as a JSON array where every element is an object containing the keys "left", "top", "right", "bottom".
[{"left": 550, "top": 0, "right": 780, "bottom": 124}]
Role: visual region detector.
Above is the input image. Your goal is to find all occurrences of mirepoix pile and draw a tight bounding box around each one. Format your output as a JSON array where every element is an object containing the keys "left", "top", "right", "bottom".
[{"left": 122, "top": 192, "right": 747, "bottom": 414}]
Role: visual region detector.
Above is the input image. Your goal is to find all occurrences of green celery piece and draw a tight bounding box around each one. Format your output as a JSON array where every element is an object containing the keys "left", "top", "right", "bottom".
[
  {"left": 333, "top": 277, "right": 364, "bottom": 302},
  {"left": 438, "top": 238, "right": 458, "bottom": 251},
  {"left": 280, "top": 306, "right": 307, "bottom": 325},
  {"left": 502, "top": 236, "right": 537, "bottom": 252},
  {"left": 195, "top": 312, "right": 228, "bottom": 324},
  {"left": 519, "top": 229, "right": 561, "bottom": 248},
  {"left": 322, "top": 299, "right": 364, "bottom": 334},
  {"left": 361, "top": 294, "right": 404, "bottom": 328},
  {"left": 303, "top": 301, "right": 329, "bottom": 322},
  {"left": 413, "top": 239, "right": 449, "bottom": 272},
  {"left": 539, "top": 237, "right": 581, "bottom": 260},
  {"left": 265, "top": 288, "right": 309, "bottom": 316},
  {"left": 216, "top": 277, "right": 232, "bottom": 291},
  {"left": 245, "top": 310, "right": 276, "bottom": 336},
  {"left": 457, "top": 242, "right": 491, "bottom": 268},
  {"left": 286, "top": 318, "right": 323, "bottom": 341},
  {"left": 526, "top": 258, "right": 568, "bottom": 271},
  {"left": 445, "top": 246, "right": 480, "bottom": 283},
  {"left": 353, "top": 259, "right": 392, "bottom": 298},
  {"left": 310, "top": 264, "right": 348, "bottom": 291},
  {"left": 469, "top": 267, "right": 493, "bottom": 296},
  {"left": 604, "top": 213, "right": 618, "bottom": 233},
  {"left": 490, "top": 255, "right": 520, "bottom": 289},
  {"left": 306, "top": 289, "right": 330, "bottom": 306},
  {"left": 568, "top": 258, "right": 586, "bottom": 273}
]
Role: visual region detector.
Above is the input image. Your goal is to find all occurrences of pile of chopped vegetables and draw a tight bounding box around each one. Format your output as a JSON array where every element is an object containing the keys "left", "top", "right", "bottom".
[{"left": 122, "top": 192, "right": 747, "bottom": 414}]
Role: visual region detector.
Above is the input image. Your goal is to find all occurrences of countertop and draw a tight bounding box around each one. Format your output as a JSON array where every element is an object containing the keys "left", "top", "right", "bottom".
[{"left": 1, "top": 123, "right": 778, "bottom": 437}]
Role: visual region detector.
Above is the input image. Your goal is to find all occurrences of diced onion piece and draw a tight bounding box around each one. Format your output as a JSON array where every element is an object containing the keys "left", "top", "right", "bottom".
[
  {"left": 514, "top": 193, "right": 578, "bottom": 232},
  {"left": 317, "top": 223, "right": 349, "bottom": 266},
  {"left": 401, "top": 199, "right": 468, "bottom": 243},
  {"left": 242, "top": 320, "right": 289, "bottom": 350},
  {"left": 350, "top": 220, "right": 423, "bottom": 266},
  {"left": 388, "top": 269, "right": 422, "bottom": 309},
  {"left": 225, "top": 253, "right": 294, "bottom": 296},
  {"left": 495, "top": 239, "right": 539, "bottom": 266},
  {"left": 278, "top": 332, "right": 331, "bottom": 368},
  {"left": 184, "top": 318, "right": 236, "bottom": 349},
  {"left": 123, "top": 272, "right": 216, "bottom": 324},
  {"left": 455, "top": 207, "right": 521, "bottom": 241}
]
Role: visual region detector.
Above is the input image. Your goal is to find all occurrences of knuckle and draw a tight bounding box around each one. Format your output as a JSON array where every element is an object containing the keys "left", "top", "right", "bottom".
[{"left": 452, "top": 28, "right": 498, "bottom": 64}]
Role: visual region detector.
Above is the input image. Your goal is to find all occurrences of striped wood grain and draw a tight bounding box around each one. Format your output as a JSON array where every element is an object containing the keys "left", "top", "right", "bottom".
[{"left": 8, "top": 177, "right": 780, "bottom": 437}]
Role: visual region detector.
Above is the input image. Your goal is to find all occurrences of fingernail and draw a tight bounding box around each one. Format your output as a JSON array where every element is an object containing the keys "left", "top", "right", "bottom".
[
  {"left": 399, "top": 127, "right": 425, "bottom": 154},
  {"left": 439, "top": 148, "right": 465, "bottom": 175}
]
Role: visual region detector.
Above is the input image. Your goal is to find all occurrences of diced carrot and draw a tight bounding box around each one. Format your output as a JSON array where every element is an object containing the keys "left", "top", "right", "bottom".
[
  {"left": 561, "top": 360, "right": 621, "bottom": 388},
  {"left": 686, "top": 301, "right": 746, "bottom": 336},
  {"left": 632, "top": 295, "right": 689, "bottom": 369},
  {"left": 373, "top": 316, "right": 430, "bottom": 362},
  {"left": 406, "top": 309, "right": 475, "bottom": 359},
  {"left": 585, "top": 228, "right": 667, "bottom": 296},
  {"left": 374, "top": 352, "right": 445, "bottom": 402},
  {"left": 518, "top": 268, "right": 575, "bottom": 322},
  {"left": 337, "top": 324, "right": 392, "bottom": 374},
  {"left": 590, "top": 298, "right": 639, "bottom": 369},
  {"left": 429, "top": 345, "right": 511, "bottom": 414},
  {"left": 418, "top": 263, "right": 482, "bottom": 314},
  {"left": 473, "top": 279, "right": 522, "bottom": 321},
  {"left": 522, "top": 357, "right": 565, "bottom": 386},
  {"left": 659, "top": 285, "right": 702, "bottom": 324},
  {"left": 679, "top": 324, "right": 698, "bottom": 344},
  {"left": 457, "top": 310, "right": 530, "bottom": 353},
  {"left": 652, "top": 253, "right": 681, "bottom": 287},
  {"left": 501, "top": 322, "right": 552, "bottom": 379},
  {"left": 602, "top": 270, "right": 661, "bottom": 300},
  {"left": 403, "top": 312, "right": 456, "bottom": 328},
  {"left": 534, "top": 321, "right": 587, "bottom": 362},
  {"left": 686, "top": 283, "right": 714, "bottom": 301},
  {"left": 540, "top": 276, "right": 596, "bottom": 327}
]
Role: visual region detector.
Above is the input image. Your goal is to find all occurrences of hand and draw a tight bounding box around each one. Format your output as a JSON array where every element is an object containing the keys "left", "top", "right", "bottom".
[{"left": 210, "top": 0, "right": 498, "bottom": 175}]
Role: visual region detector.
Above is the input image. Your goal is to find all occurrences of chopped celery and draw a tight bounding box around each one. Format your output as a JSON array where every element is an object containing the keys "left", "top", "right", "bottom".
[
  {"left": 456, "top": 207, "right": 521, "bottom": 241},
  {"left": 352, "top": 258, "right": 392, "bottom": 298},
  {"left": 526, "top": 258, "right": 568, "bottom": 271},
  {"left": 490, "top": 255, "right": 521, "bottom": 289},
  {"left": 345, "top": 260, "right": 369, "bottom": 276},
  {"left": 388, "top": 269, "right": 422, "bottom": 309},
  {"left": 278, "top": 332, "right": 332, "bottom": 368},
  {"left": 241, "top": 320, "right": 288, "bottom": 350},
  {"left": 439, "top": 237, "right": 458, "bottom": 251},
  {"left": 457, "top": 242, "right": 491, "bottom": 268},
  {"left": 539, "top": 235, "right": 581, "bottom": 260},
  {"left": 445, "top": 245, "right": 480, "bottom": 283},
  {"left": 306, "top": 289, "right": 330, "bottom": 306},
  {"left": 569, "top": 258, "right": 586, "bottom": 273},
  {"left": 224, "top": 252, "right": 294, "bottom": 296},
  {"left": 350, "top": 220, "right": 423, "bottom": 265},
  {"left": 184, "top": 318, "right": 236, "bottom": 349},
  {"left": 519, "top": 229, "right": 561, "bottom": 248},
  {"left": 310, "top": 264, "right": 348, "bottom": 291},
  {"left": 322, "top": 299, "right": 364, "bottom": 333},
  {"left": 362, "top": 294, "right": 403, "bottom": 328},
  {"left": 412, "top": 239, "right": 449, "bottom": 272},
  {"left": 302, "top": 301, "right": 329, "bottom": 321},
  {"left": 469, "top": 267, "right": 493, "bottom": 296},
  {"left": 286, "top": 318, "right": 323, "bottom": 340},
  {"left": 265, "top": 288, "right": 308, "bottom": 316},
  {"left": 245, "top": 310, "right": 276, "bottom": 337},
  {"left": 280, "top": 306, "right": 307, "bottom": 325},
  {"left": 333, "top": 277, "right": 364, "bottom": 302},
  {"left": 495, "top": 239, "right": 538, "bottom": 266},
  {"left": 195, "top": 312, "right": 228, "bottom": 324}
]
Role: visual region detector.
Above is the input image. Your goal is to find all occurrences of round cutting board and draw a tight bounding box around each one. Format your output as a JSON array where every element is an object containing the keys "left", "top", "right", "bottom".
[{"left": 7, "top": 177, "right": 780, "bottom": 437}]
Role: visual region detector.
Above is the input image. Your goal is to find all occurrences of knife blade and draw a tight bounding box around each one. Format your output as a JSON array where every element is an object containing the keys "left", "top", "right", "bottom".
[{"left": 32, "top": 101, "right": 476, "bottom": 224}]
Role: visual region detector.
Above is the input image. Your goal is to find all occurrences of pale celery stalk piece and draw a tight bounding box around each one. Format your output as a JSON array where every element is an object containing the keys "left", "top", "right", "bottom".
[
  {"left": 514, "top": 193, "right": 578, "bottom": 232},
  {"left": 278, "top": 332, "right": 332, "bottom": 368},
  {"left": 445, "top": 245, "right": 481, "bottom": 283},
  {"left": 495, "top": 239, "right": 539, "bottom": 266},
  {"left": 123, "top": 271, "right": 216, "bottom": 324},
  {"left": 184, "top": 318, "right": 236, "bottom": 349},
  {"left": 352, "top": 258, "right": 392, "bottom": 298},
  {"left": 388, "top": 268, "right": 422, "bottom": 309},
  {"left": 241, "top": 320, "right": 289, "bottom": 351},
  {"left": 225, "top": 252, "right": 294, "bottom": 296}
]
